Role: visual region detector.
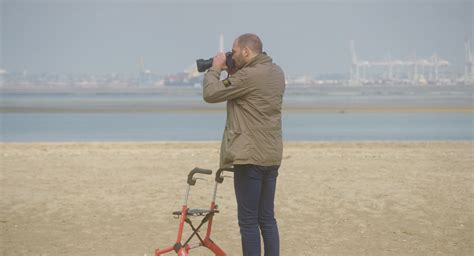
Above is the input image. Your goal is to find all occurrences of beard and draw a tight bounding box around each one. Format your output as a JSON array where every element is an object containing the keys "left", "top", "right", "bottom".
[{"left": 233, "top": 56, "right": 245, "bottom": 70}]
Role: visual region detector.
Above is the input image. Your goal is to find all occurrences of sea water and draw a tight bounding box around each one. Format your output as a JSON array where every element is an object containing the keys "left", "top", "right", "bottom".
[
  {"left": 1, "top": 88, "right": 472, "bottom": 142},
  {"left": 1, "top": 111, "right": 472, "bottom": 142}
]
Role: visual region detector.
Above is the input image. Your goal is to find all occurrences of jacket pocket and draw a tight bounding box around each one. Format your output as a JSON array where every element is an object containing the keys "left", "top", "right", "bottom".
[
  {"left": 225, "top": 130, "right": 250, "bottom": 162},
  {"left": 249, "top": 127, "right": 282, "bottom": 163}
]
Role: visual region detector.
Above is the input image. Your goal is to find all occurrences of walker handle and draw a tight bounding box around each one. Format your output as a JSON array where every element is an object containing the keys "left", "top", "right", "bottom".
[
  {"left": 188, "top": 167, "right": 212, "bottom": 185},
  {"left": 215, "top": 167, "right": 234, "bottom": 183}
]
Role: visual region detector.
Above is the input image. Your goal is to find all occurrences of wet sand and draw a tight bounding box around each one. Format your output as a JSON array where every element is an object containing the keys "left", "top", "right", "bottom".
[{"left": 1, "top": 141, "right": 473, "bottom": 255}]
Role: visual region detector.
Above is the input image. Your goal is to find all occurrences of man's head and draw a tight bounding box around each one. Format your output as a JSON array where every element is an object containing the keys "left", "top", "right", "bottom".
[{"left": 232, "top": 33, "right": 263, "bottom": 69}]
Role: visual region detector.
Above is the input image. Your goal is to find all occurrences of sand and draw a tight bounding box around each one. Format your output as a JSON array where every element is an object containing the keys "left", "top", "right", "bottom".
[{"left": 0, "top": 141, "right": 472, "bottom": 255}]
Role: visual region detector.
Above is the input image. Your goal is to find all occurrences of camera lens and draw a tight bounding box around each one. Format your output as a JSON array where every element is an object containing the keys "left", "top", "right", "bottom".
[{"left": 196, "top": 58, "right": 213, "bottom": 72}]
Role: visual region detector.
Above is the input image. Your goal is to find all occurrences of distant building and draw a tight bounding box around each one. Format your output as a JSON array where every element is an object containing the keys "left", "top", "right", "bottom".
[{"left": 0, "top": 69, "right": 6, "bottom": 86}]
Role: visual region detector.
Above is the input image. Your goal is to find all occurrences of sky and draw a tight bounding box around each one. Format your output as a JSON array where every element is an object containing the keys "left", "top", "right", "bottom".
[{"left": 1, "top": 0, "right": 473, "bottom": 75}]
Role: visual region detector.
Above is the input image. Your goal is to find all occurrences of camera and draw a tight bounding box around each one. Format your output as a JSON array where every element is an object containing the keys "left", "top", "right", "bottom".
[{"left": 196, "top": 52, "right": 234, "bottom": 72}]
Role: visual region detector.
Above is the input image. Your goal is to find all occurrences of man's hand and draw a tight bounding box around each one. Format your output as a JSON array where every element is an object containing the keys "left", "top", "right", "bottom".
[{"left": 212, "top": 52, "right": 227, "bottom": 71}]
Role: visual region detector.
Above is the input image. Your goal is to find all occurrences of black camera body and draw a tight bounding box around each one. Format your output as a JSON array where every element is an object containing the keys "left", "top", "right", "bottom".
[{"left": 196, "top": 52, "right": 234, "bottom": 73}]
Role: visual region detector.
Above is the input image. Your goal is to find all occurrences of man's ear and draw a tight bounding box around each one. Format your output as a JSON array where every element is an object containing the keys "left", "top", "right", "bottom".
[{"left": 243, "top": 47, "right": 249, "bottom": 57}]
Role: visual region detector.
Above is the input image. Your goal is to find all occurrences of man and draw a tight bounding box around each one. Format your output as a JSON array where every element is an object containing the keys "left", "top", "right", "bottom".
[{"left": 202, "top": 33, "right": 285, "bottom": 256}]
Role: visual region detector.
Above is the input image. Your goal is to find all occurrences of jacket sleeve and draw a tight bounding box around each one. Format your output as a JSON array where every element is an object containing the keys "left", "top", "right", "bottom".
[{"left": 202, "top": 67, "right": 253, "bottom": 103}]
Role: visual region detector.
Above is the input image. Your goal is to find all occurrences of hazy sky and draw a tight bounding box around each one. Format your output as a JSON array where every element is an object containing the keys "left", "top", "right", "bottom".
[{"left": 1, "top": 0, "right": 472, "bottom": 75}]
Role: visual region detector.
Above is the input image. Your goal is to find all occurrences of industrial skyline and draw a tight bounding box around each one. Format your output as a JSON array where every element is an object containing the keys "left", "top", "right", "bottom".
[
  {"left": 1, "top": 33, "right": 472, "bottom": 88},
  {"left": 349, "top": 39, "right": 473, "bottom": 85}
]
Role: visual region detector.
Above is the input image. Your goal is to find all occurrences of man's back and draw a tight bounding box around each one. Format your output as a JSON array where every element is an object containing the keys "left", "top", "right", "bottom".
[{"left": 227, "top": 53, "right": 285, "bottom": 129}]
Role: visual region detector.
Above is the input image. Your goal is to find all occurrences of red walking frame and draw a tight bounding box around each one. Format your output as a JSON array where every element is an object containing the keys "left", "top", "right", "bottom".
[{"left": 155, "top": 167, "right": 234, "bottom": 256}]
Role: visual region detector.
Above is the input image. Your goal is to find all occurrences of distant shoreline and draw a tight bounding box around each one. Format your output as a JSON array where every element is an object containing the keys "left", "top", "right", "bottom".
[
  {"left": 1, "top": 106, "right": 473, "bottom": 113},
  {"left": 1, "top": 85, "right": 472, "bottom": 113},
  {"left": 1, "top": 84, "right": 473, "bottom": 94}
]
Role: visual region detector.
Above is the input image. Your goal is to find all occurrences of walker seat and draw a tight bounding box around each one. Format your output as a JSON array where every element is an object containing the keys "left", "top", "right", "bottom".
[{"left": 172, "top": 208, "right": 219, "bottom": 217}]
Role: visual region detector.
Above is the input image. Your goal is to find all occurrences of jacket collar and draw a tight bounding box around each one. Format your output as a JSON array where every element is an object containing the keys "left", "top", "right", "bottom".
[{"left": 242, "top": 52, "right": 272, "bottom": 69}]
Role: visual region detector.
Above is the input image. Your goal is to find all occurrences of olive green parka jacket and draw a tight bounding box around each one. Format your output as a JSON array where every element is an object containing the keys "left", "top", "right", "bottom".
[{"left": 203, "top": 53, "right": 285, "bottom": 168}]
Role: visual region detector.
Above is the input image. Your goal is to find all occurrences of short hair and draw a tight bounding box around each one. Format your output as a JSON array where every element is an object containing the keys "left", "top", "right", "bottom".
[{"left": 236, "top": 33, "right": 263, "bottom": 54}]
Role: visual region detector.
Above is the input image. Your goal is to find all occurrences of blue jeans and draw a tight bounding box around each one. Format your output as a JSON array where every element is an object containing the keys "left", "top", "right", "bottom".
[{"left": 234, "top": 164, "right": 280, "bottom": 256}]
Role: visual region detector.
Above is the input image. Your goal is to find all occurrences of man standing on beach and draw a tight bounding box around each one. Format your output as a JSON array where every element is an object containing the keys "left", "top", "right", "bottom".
[{"left": 202, "top": 33, "right": 285, "bottom": 256}]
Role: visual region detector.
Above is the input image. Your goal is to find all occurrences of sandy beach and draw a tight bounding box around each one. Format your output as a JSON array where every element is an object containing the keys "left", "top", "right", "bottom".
[{"left": 0, "top": 141, "right": 472, "bottom": 255}]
